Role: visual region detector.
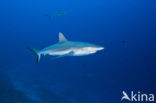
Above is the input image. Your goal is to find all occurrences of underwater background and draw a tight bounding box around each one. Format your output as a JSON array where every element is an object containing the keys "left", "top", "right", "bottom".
[{"left": 0, "top": 0, "right": 155, "bottom": 103}]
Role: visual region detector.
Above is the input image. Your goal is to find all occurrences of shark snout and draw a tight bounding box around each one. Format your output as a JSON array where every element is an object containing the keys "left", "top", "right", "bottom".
[
  {"left": 97, "top": 47, "right": 104, "bottom": 50},
  {"left": 86, "top": 46, "right": 104, "bottom": 52},
  {"left": 94, "top": 46, "right": 104, "bottom": 51}
]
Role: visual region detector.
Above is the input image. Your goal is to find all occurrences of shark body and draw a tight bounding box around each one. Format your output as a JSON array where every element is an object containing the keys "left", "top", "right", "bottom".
[
  {"left": 29, "top": 32, "right": 104, "bottom": 63},
  {"left": 45, "top": 10, "right": 67, "bottom": 20}
]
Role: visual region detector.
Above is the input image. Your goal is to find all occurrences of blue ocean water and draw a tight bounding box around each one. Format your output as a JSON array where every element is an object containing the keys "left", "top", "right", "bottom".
[{"left": 0, "top": 0, "right": 155, "bottom": 103}]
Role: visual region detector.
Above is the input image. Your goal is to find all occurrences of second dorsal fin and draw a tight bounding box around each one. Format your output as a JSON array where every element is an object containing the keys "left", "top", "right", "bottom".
[{"left": 59, "top": 32, "right": 68, "bottom": 43}]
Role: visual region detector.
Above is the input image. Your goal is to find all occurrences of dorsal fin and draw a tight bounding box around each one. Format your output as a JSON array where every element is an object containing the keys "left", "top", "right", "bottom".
[{"left": 59, "top": 32, "right": 68, "bottom": 42}]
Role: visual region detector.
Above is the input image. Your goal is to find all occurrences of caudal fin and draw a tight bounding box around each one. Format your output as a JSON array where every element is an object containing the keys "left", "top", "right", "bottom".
[{"left": 27, "top": 47, "right": 41, "bottom": 63}]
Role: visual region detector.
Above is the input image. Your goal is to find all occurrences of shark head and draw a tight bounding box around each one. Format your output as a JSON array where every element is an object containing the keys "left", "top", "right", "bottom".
[
  {"left": 82, "top": 46, "right": 104, "bottom": 53},
  {"left": 71, "top": 43, "right": 104, "bottom": 56},
  {"left": 91, "top": 45, "right": 104, "bottom": 51}
]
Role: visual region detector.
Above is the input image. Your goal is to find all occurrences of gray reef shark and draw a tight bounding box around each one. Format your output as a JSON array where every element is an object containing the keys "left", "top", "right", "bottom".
[
  {"left": 28, "top": 32, "right": 104, "bottom": 63},
  {"left": 45, "top": 10, "right": 67, "bottom": 20}
]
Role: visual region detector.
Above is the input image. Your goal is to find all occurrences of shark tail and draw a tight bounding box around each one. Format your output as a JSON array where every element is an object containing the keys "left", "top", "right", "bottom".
[{"left": 28, "top": 47, "right": 41, "bottom": 63}]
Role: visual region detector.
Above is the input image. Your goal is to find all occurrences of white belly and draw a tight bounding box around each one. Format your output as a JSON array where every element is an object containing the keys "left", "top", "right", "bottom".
[
  {"left": 42, "top": 48, "right": 96, "bottom": 56},
  {"left": 73, "top": 49, "right": 96, "bottom": 56}
]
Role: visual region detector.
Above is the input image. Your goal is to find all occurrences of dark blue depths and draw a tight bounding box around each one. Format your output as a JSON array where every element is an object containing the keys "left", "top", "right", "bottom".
[{"left": 0, "top": 0, "right": 155, "bottom": 103}]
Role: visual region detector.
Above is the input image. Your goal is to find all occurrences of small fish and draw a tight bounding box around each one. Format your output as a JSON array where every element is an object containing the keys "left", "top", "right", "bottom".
[
  {"left": 122, "top": 40, "right": 127, "bottom": 44},
  {"left": 28, "top": 32, "right": 104, "bottom": 63},
  {"left": 121, "top": 40, "right": 127, "bottom": 47}
]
